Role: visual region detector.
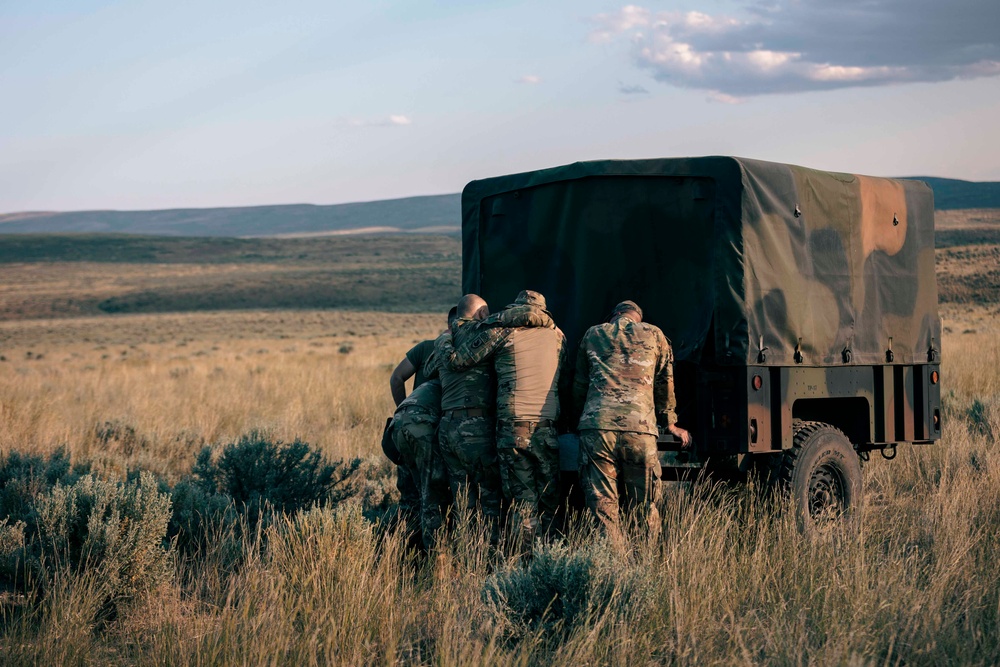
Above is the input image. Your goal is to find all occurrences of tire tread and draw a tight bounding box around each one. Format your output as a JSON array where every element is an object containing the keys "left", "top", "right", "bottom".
[{"left": 768, "top": 419, "right": 851, "bottom": 489}]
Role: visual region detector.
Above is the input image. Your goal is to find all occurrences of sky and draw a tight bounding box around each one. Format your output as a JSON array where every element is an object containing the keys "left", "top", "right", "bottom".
[{"left": 1, "top": 0, "right": 998, "bottom": 212}]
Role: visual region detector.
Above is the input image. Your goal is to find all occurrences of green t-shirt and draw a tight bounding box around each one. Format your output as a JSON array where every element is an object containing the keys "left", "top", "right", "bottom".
[{"left": 405, "top": 339, "right": 437, "bottom": 389}]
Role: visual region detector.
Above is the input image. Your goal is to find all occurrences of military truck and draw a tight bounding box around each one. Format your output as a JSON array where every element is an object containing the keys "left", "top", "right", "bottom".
[{"left": 461, "top": 157, "right": 942, "bottom": 533}]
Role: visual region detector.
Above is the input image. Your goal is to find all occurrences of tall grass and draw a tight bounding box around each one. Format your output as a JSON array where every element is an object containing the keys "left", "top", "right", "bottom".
[{"left": 1, "top": 309, "right": 999, "bottom": 664}]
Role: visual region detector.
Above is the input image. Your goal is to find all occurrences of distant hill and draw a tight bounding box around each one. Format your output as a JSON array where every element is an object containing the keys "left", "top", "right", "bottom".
[
  {"left": 904, "top": 177, "right": 1000, "bottom": 210},
  {"left": 0, "top": 194, "right": 461, "bottom": 237},
  {"left": 0, "top": 176, "right": 997, "bottom": 237}
]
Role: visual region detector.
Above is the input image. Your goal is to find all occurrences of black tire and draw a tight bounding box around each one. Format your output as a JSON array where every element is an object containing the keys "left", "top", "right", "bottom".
[{"left": 770, "top": 421, "right": 862, "bottom": 537}]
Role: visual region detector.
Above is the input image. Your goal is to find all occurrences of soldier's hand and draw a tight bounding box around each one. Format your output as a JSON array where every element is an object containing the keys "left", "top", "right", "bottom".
[{"left": 669, "top": 424, "right": 692, "bottom": 448}]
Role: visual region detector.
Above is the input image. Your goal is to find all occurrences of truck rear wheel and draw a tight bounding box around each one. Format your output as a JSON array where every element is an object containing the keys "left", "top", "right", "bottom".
[{"left": 770, "top": 421, "right": 862, "bottom": 536}]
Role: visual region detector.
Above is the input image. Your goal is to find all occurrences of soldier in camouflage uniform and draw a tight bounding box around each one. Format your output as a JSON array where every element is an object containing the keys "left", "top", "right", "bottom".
[
  {"left": 572, "top": 300, "right": 691, "bottom": 537},
  {"left": 435, "top": 294, "right": 558, "bottom": 541},
  {"left": 446, "top": 290, "right": 566, "bottom": 551},
  {"left": 432, "top": 294, "right": 502, "bottom": 536},
  {"left": 389, "top": 310, "right": 455, "bottom": 544},
  {"left": 391, "top": 371, "right": 450, "bottom": 551}
]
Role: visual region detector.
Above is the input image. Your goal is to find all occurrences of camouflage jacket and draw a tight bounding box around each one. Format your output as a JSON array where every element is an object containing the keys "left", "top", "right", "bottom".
[
  {"left": 394, "top": 378, "right": 442, "bottom": 422},
  {"left": 421, "top": 335, "right": 443, "bottom": 381},
  {"left": 434, "top": 306, "right": 555, "bottom": 413},
  {"left": 448, "top": 305, "right": 566, "bottom": 422},
  {"left": 572, "top": 314, "right": 677, "bottom": 435},
  {"left": 434, "top": 319, "right": 495, "bottom": 412}
]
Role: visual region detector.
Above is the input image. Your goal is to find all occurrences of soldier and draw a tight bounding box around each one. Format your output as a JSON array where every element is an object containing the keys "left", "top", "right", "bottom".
[
  {"left": 390, "top": 376, "right": 450, "bottom": 550},
  {"left": 572, "top": 300, "right": 691, "bottom": 539},
  {"left": 389, "top": 306, "right": 456, "bottom": 406},
  {"left": 388, "top": 309, "right": 454, "bottom": 541},
  {"left": 433, "top": 294, "right": 501, "bottom": 538},
  {"left": 446, "top": 290, "right": 565, "bottom": 551},
  {"left": 435, "top": 294, "right": 554, "bottom": 541}
]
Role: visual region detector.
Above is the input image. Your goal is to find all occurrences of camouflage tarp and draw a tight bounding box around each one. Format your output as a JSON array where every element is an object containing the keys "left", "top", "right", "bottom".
[{"left": 461, "top": 157, "right": 939, "bottom": 368}]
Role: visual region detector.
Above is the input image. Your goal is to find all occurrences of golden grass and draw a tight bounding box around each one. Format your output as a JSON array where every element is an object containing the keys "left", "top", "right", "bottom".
[
  {"left": 1, "top": 231, "right": 999, "bottom": 664},
  {"left": 0, "top": 310, "right": 445, "bottom": 479},
  {"left": 1, "top": 304, "right": 998, "bottom": 664}
]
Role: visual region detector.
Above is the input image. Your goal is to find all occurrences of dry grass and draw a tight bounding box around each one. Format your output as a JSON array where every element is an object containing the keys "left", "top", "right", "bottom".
[
  {"left": 0, "top": 305, "right": 997, "bottom": 664},
  {"left": 1, "top": 233, "right": 999, "bottom": 664},
  {"left": 935, "top": 209, "right": 1000, "bottom": 247},
  {"left": 0, "top": 234, "right": 461, "bottom": 319},
  {"left": 0, "top": 310, "right": 445, "bottom": 478}
]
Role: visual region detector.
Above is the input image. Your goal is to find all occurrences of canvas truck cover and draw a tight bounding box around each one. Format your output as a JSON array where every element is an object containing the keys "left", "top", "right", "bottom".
[{"left": 462, "top": 157, "right": 940, "bottom": 367}]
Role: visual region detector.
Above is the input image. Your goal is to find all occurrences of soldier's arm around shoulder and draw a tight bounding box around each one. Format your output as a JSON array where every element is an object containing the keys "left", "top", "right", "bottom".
[
  {"left": 425, "top": 332, "right": 454, "bottom": 380},
  {"left": 481, "top": 304, "right": 555, "bottom": 329},
  {"left": 448, "top": 325, "right": 509, "bottom": 370},
  {"left": 434, "top": 331, "right": 453, "bottom": 354}
]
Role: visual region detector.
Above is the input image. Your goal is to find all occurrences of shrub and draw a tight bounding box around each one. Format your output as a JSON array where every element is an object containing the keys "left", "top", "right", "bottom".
[
  {"left": 966, "top": 398, "right": 996, "bottom": 442},
  {"left": 0, "top": 518, "right": 26, "bottom": 588},
  {"left": 93, "top": 420, "right": 149, "bottom": 456},
  {"left": 482, "top": 539, "right": 653, "bottom": 643},
  {"left": 0, "top": 472, "right": 173, "bottom": 622},
  {"left": 0, "top": 449, "right": 89, "bottom": 527},
  {"left": 167, "top": 476, "right": 239, "bottom": 557},
  {"left": 351, "top": 457, "right": 400, "bottom": 523},
  {"left": 34, "top": 473, "right": 173, "bottom": 605},
  {"left": 191, "top": 432, "right": 363, "bottom": 520}
]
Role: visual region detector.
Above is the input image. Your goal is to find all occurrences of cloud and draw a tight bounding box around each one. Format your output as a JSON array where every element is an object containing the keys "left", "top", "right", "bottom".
[
  {"left": 590, "top": 4, "right": 652, "bottom": 44},
  {"left": 517, "top": 74, "right": 542, "bottom": 84},
  {"left": 343, "top": 114, "right": 412, "bottom": 127},
  {"left": 592, "top": 1, "right": 1000, "bottom": 96},
  {"left": 618, "top": 82, "right": 650, "bottom": 95},
  {"left": 707, "top": 92, "right": 745, "bottom": 105}
]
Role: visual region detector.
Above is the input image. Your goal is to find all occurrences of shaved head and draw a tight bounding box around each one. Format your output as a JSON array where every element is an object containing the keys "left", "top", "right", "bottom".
[{"left": 457, "top": 294, "right": 488, "bottom": 319}]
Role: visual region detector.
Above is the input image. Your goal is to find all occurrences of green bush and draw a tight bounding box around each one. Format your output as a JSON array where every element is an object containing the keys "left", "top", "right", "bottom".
[
  {"left": 167, "top": 476, "right": 239, "bottom": 557},
  {"left": 191, "top": 432, "right": 362, "bottom": 520},
  {"left": 482, "top": 540, "right": 653, "bottom": 642},
  {"left": 0, "top": 518, "right": 26, "bottom": 589},
  {"left": 0, "top": 449, "right": 89, "bottom": 525},
  {"left": 0, "top": 472, "right": 173, "bottom": 622}
]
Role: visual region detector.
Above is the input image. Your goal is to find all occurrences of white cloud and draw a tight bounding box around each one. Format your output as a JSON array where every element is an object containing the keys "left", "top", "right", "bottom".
[
  {"left": 517, "top": 74, "right": 542, "bottom": 84},
  {"left": 343, "top": 114, "right": 413, "bottom": 128},
  {"left": 590, "top": 4, "right": 651, "bottom": 43},
  {"left": 592, "top": 1, "right": 1000, "bottom": 96}
]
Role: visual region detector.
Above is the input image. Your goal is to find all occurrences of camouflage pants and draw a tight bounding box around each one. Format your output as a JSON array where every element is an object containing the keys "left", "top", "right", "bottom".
[
  {"left": 395, "top": 463, "right": 421, "bottom": 541},
  {"left": 579, "top": 429, "right": 662, "bottom": 538},
  {"left": 392, "top": 409, "right": 450, "bottom": 549},
  {"left": 496, "top": 422, "right": 560, "bottom": 550},
  {"left": 438, "top": 414, "right": 502, "bottom": 525}
]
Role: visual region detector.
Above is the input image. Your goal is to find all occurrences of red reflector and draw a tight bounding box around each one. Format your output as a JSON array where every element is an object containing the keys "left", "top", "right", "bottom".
[
  {"left": 930, "top": 371, "right": 939, "bottom": 384},
  {"left": 752, "top": 374, "right": 763, "bottom": 391}
]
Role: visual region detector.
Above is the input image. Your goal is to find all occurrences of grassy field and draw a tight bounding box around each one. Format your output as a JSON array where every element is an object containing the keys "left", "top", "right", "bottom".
[
  {"left": 1, "top": 230, "right": 999, "bottom": 664},
  {"left": 0, "top": 234, "right": 460, "bottom": 319}
]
